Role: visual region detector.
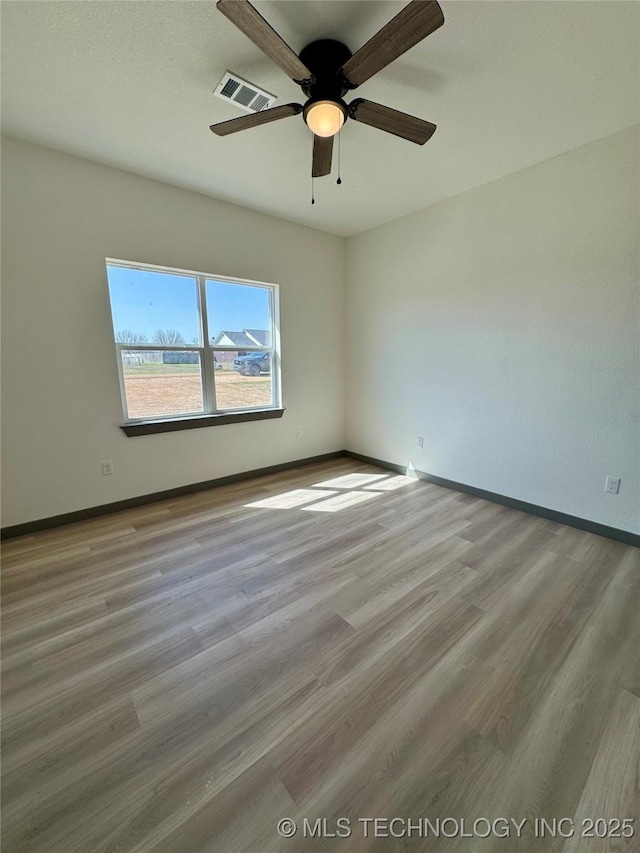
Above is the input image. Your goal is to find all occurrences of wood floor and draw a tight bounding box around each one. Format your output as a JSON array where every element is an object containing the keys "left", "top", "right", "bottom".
[{"left": 2, "top": 458, "right": 639, "bottom": 853}]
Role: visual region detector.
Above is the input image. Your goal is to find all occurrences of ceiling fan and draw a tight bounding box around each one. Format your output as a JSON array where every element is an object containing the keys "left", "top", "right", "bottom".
[{"left": 210, "top": 0, "right": 444, "bottom": 179}]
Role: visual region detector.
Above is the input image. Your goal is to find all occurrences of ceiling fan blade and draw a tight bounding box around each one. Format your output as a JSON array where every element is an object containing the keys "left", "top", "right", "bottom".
[
  {"left": 339, "top": 0, "right": 444, "bottom": 90},
  {"left": 312, "top": 135, "right": 333, "bottom": 177},
  {"left": 348, "top": 99, "right": 436, "bottom": 145},
  {"left": 210, "top": 103, "right": 303, "bottom": 136},
  {"left": 217, "top": 0, "right": 313, "bottom": 85}
]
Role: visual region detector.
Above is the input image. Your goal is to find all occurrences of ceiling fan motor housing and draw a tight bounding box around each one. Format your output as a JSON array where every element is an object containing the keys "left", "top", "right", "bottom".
[{"left": 299, "top": 39, "right": 352, "bottom": 122}]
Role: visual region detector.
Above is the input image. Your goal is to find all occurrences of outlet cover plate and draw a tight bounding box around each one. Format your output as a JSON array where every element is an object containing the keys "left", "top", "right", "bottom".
[{"left": 605, "top": 476, "right": 621, "bottom": 494}]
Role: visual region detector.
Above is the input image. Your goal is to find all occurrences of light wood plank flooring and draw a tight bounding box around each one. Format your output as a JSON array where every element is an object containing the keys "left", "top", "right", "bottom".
[{"left": 2, "top": 458, "right": 639, "bottom": 853}]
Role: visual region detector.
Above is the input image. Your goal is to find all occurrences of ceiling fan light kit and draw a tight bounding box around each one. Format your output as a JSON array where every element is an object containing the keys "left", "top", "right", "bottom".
[
  {"left": 304, "top": 100, "right": 346, "bottom": 138},
  {"left": 211, "top": 0, "right": 444, "bottom": 192}
]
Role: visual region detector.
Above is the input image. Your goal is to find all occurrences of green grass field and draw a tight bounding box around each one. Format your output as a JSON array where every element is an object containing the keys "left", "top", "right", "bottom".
[{"left": 123, "top": 363, "right": 201, "bottom": 376}]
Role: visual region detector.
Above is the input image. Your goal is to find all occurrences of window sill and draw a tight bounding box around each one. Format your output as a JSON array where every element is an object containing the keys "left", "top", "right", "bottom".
[{"left": 120, "top": 408, "right": 285, "bottom": 437}]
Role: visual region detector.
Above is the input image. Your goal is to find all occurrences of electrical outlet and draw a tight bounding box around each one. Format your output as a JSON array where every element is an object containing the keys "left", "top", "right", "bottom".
[
  {"left": 417, "top": 436, "right": 424, "bottom": 450},
  {"left": 605, "top": 476, "right": 621, "bottom": 494},
  {"left": 101, "top": 460, "right": 114, "bottom": 476},
  {"left": 295, "top": 429, "right": 302, "bottom": 440}
]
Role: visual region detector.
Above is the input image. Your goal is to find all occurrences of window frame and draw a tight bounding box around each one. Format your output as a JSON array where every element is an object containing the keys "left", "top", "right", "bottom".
[{"left": 106, "top": 258, "right": 282, "bottom": 426}]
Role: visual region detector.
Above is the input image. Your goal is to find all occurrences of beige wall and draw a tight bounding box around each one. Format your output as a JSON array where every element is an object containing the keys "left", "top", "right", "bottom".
[
  {"left": 346, "top": 127, "right": 640, "bottom": 533},
  {"left": 1, "top": 137, "right": 345, "bottom": 526}
]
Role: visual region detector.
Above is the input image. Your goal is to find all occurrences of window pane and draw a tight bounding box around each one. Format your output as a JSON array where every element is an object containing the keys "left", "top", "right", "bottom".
[
  {"left": 207, "top": 280, "right": 272, "bottom": 348},
  {"left": 107, "top": 266, "right": 201, "bottom": 346},
  {"left": 214, "top": 352, "right": 273, "bottom": 410},
  {"left": 121, "top": 351, "right": 203, "bottom": 419}
]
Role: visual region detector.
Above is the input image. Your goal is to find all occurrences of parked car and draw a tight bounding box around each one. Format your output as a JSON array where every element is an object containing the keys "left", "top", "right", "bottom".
[{"left": 233, "top": 352, "right": 271, "bottom": 376}]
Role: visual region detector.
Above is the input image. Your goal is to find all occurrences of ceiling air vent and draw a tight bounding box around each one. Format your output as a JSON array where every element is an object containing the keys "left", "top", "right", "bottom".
[{"left": 213, "top": 71, "right": 276, "bottom": 114}]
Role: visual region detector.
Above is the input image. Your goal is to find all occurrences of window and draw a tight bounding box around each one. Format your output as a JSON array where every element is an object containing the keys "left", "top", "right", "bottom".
[{"left": 106, "top": 260, "right": 281, "bottom": 430}]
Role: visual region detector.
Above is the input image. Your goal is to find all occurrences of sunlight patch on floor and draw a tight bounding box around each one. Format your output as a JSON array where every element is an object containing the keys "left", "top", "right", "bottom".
[
  {"left": 244, "top": 471, "right": 417, "bottom": 513},
  {"left": 300, "top": 491, "right": 380, "bottom": 513},
  {"left": 363, "top": 475, "right": 418, "bottom": 492},
  {"left": 245, "top": 489, "right": 338, "bottom": 509},
  {"left": 311, "top": 473, "right": 390, "bottom": 489}
]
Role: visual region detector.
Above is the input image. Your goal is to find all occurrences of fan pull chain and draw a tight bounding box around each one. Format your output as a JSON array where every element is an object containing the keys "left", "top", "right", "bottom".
[
  {"left": 311, "top": 133, "right": 315, "bottom": 204},
  {"left": 337, "top": 130, "right": 342, "bottom": 185}
]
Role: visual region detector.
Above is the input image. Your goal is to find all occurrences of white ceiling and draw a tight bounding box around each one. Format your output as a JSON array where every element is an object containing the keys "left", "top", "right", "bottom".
[{"left": 1, "top": 1, "right": 638, "bottom": 236}]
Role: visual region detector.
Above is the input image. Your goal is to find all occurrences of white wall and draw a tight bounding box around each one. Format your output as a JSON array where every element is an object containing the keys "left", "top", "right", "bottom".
[
  {"left": 346, "top": 127, "right": 639, "bottom": 533},
  {"left": 3, "top": 130, "right": 639, "bottom": 533},
  {"left": 1, "top": 137, "right": 345, "bottom": 527}
]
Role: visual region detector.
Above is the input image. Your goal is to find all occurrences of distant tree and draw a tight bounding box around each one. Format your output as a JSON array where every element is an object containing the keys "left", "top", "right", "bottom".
[
  {"left": 115, "top": 330, "right": 147, "bottom": 344},
  {"left": 152, "top": 329, "right": 186, "bottom": 345}
]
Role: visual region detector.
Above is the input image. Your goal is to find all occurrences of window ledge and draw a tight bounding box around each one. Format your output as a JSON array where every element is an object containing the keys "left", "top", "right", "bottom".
[{"left": 121, "top": 408, "right": 285, "bottom": 437}]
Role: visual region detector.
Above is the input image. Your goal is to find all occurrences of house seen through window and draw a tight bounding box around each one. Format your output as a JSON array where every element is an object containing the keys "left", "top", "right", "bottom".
[{"left": 106, "top": 260, "right": 280, "bottom": 422}]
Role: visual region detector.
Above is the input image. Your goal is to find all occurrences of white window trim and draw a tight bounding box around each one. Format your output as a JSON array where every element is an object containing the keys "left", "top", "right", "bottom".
[{"left": 106, "top": 258, "right": 282, "bottom": 424}]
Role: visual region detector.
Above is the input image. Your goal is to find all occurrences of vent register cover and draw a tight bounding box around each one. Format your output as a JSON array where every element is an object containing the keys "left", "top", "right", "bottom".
[{"left": 214, "top": 71, "right": 276, "bottom": 114}]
